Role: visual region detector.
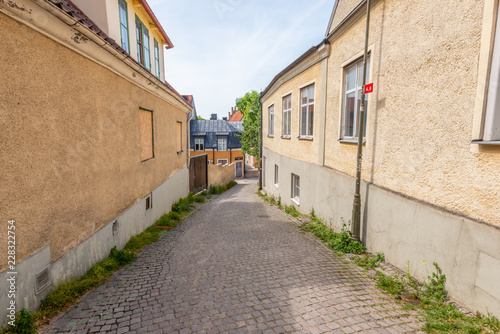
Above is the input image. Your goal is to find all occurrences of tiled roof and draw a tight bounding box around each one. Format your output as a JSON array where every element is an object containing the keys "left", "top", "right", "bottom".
[
  {"left": 228, "top": 111, "right": 243, "bottom": 122},
  {"left": 47, "top": 0, "right": 190, "bottom": 109},
  {"left": 48, "top": 0, "right": 127, "bottom": 55},
  {"left": 191, "top": 120, "right": 243, "bottom": 135},
  {"left": 189, "top": 119, "right": 243, "bottom": 149}
]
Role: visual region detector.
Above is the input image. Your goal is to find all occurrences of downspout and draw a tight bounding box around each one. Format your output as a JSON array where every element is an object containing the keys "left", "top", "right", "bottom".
[
  {"left": 213, "top": 148, "right": 215, "bottom": 164},
  {"left": 351, "top": 0, "right": 371, "bottom": 242},
  {"left": 187, "top": 110, "right": 193, "bottom": 168},
  {"left": 230, "top": 147, "right": 232, "bottom": 164},
  {"left": 259, "top": 95, "right": 263, "bottom": 190}
]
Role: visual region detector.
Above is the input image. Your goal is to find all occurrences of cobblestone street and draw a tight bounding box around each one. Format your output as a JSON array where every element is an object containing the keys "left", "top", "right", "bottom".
[{"left": 43, "top": 178, "right": 424, "bottom": 334}]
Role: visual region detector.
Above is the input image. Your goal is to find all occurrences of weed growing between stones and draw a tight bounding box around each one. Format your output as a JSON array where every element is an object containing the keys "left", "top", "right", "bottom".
[
  {"left": 353, "top": 252, "right": 385, "bottom": 270},
  {"left": 374, "top": 262, "right": 500, "bottom": 333}
]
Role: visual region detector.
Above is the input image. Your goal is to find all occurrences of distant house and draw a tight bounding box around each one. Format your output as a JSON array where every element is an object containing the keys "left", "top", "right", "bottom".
[
  {"left": 189, "top": 110, "right": 245, "bottom": 177},
  {"left": 228, "top": 107, "right": 244, "bottom": 122},
  {"left": 0, "top": 0, "right": 191, "bottom": 321}
]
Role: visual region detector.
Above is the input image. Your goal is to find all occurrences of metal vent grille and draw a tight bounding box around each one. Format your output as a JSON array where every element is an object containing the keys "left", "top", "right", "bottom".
[
  {"left": 112, "top": 220, "right": 119, "bottom": 235},
  {"left": 35, "top": 267, "right": 51, "bottom": 295}
]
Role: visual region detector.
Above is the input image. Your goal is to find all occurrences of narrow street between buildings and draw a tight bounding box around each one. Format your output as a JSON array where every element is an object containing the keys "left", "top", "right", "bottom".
[{"left": 43, "top": 179, "right": 424, "bottom": 334}]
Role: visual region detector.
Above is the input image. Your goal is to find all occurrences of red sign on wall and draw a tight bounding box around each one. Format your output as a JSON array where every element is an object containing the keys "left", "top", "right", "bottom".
[{"left": 364, "top": 83, "right": 373, "bottom": 94}]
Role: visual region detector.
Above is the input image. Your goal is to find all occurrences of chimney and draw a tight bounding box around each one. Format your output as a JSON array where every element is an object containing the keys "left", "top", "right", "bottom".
[{"left": 210, "top": 113, "right": 217, "bottom": 120}]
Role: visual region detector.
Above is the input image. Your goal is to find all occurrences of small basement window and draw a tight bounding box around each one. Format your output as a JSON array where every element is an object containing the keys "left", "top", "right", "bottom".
[{"left": 145, "top": 193, "right": 152, "bottom": 211}]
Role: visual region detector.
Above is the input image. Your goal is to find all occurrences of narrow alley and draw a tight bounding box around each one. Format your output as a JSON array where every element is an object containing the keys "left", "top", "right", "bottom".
[{"left": 43, "top": 179, "right": 423, "bottom": 334}]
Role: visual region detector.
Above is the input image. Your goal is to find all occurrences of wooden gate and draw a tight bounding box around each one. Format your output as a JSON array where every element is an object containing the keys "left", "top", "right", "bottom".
[{"left": 189, "top": 154, "right": 208, "bottom": 193}]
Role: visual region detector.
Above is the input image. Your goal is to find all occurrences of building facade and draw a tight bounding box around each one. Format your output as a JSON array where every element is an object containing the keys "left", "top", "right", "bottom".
[
  {"left": 0, "top": 0, "right": 191, "bottom": 322},
  {"left": 261, "top": 0, "right": 500, "bottom": 317},
  {"left": 190, "top": 112, "right": 245, "bottom": 177}
]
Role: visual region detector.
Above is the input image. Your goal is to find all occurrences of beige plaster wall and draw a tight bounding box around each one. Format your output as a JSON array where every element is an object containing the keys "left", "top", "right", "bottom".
[
  {"left": 208, "top": 163, "right": 236, "bottom": 187},
  {"left": 324, "top": 0, "right": 500, "bottom": 227},
  {"left": 262, "top": 62, "right": 322, "bottom": 166},
  {"left": 0, "top": 12, "right": 189, "bottom": 270},
  {"left": 329, "top": 0, "right": 362, "bottom": 35}
]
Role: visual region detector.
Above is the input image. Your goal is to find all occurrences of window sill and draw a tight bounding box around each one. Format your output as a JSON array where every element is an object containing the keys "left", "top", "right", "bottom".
[
  {"left": 338, "top": 139, "right": 366, "bottom": 144},
  {"left": 267, "top": 135, "right": 274, "bottom": 138},
  {"left": 471, "top": 140, "right": 500, "bottom": 145},
  {"left": 274, "top": 183, "right": 278, "bottom": 188},
  {"left": 291, "top": 197, "right": 300, "bottom": 206},
  {"left": 297, "top": 136, "right": 313, "bottom": 141},
  {"left": 281, "top": 136, "right": 291, "bottom": 140}
]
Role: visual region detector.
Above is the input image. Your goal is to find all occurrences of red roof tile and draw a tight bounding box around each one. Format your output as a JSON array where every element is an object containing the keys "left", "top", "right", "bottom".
[{"left": 228, "top": 111, "right": 243, "bottom": 122}]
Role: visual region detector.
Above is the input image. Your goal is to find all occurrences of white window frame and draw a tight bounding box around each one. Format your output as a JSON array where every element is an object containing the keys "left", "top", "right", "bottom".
[
  {"left": 217, "top": 159, "right": 228, "bottom": 165},
  {"left": 282, "top": 94, "right": 291, "bottom": 137},
  {"left": 194, "top": 137, "right": 205, "bottom": 151},
  {"left": 341, "top": 56, "right": 370, "bottom": 140},
  {"left": 268, "top": 104, "right": 274, "bottom": 137},
  {"left": 274, "top": 164, "right": 279, "bottom": 187},
  {"left": 291, "top": 174, "right": 300, "bottom": 205},
  {"left": 217, "top": 138, "right": 227, "bottom": 151},
  {"left": 299, "top": 84, "right": 315, "bottom": 138}
]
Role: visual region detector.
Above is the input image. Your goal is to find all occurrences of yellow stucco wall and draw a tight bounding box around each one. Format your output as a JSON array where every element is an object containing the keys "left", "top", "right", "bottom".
[
  {"left": 191, "top": 149, "right": 244, "bottom": 165},
  {"left": 262, "top": 62, "right": 322, "bottom": 165},
  {"left": 0, "top": 13, "right": 189, "bottom": 270},
  {"left": 323, "top": 0, "right": 500, "bottom": 226}
]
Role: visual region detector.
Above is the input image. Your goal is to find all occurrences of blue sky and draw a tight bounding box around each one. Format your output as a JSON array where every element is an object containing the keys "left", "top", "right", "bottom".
[{"left": 149, "top": 0, "right": 334, "bottom": 119}]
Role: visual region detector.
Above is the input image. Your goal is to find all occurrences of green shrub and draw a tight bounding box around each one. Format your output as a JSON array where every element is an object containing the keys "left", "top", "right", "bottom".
[
  {"left": 2, "top": 309, "right": 36, "bottom": 334},
  {"left": 194, "top": 195, "right": 205, "bottom": 203},
  {"left": 109, "top": 247, "right": 135, "bottom": 265},
  {"left": 301, "top": 219, "right": 365, "bottom": 254},
  {"left": 285, "top": 205, "right": 300, "bottom": 217}
]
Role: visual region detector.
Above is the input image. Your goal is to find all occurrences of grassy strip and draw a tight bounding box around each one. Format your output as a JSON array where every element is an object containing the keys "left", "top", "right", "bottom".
[
  {"left": 257, "top": 191, "right": 365, "bottom": 254},
  {"left": 2, "top": 181, "right": 238, "bottom": 333}
]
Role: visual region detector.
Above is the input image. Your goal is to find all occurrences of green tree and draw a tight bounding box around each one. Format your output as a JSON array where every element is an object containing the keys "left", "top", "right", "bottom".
[
  {"left": 236, "top": 90, "right": 261, "bottom": 166},
  {"left": 197, "top": 115, "right": 205, "bottom": 120}
]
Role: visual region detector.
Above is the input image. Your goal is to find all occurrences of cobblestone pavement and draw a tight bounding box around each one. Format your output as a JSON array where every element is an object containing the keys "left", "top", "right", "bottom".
[{"left": 43, "top": 178, "right": 424, "bottom": 333}]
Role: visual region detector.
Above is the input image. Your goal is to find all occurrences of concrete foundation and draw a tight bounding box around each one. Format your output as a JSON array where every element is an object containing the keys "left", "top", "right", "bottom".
[{"left": 262, "top": 147, "right": 500, "bottom": 318}]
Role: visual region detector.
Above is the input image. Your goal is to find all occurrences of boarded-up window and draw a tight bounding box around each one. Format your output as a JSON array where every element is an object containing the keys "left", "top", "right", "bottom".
[
  {"left": 176, "top": 121, "right": 182, "bottom": 152},
  {"left": 140, "top": 108, "right": 154, "bottom": 161}
]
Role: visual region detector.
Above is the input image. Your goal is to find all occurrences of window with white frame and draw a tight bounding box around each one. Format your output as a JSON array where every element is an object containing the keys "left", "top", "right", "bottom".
[
  {"left": 291, "top": 174, "right": 300, "bottom": 203},
  {"left": 341, "top": 56, "right": 370, "bottom": 140},
  {"left": 217, "top": 159, "right": 228, "bottom": 165},
  {"left": 300, "top": 84, "right": 314, "bottom": 137},
  {"left": 483, "top": 6, "right": 500, "bottom": 142},
  {"left": 194, "top": 138, "right": 204, "bottom": 151},
  {"left": 282, "top": 94, "right": 291, "bottom": 137},
  {"left": 268, "top": 105, "right": 274, "bottom": 136},
  {"left": 217, "top": 138, "right": 227, "bottom": 151},
  {"left": 274, "top": 164, "right": 279, "bottom": 186}
]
